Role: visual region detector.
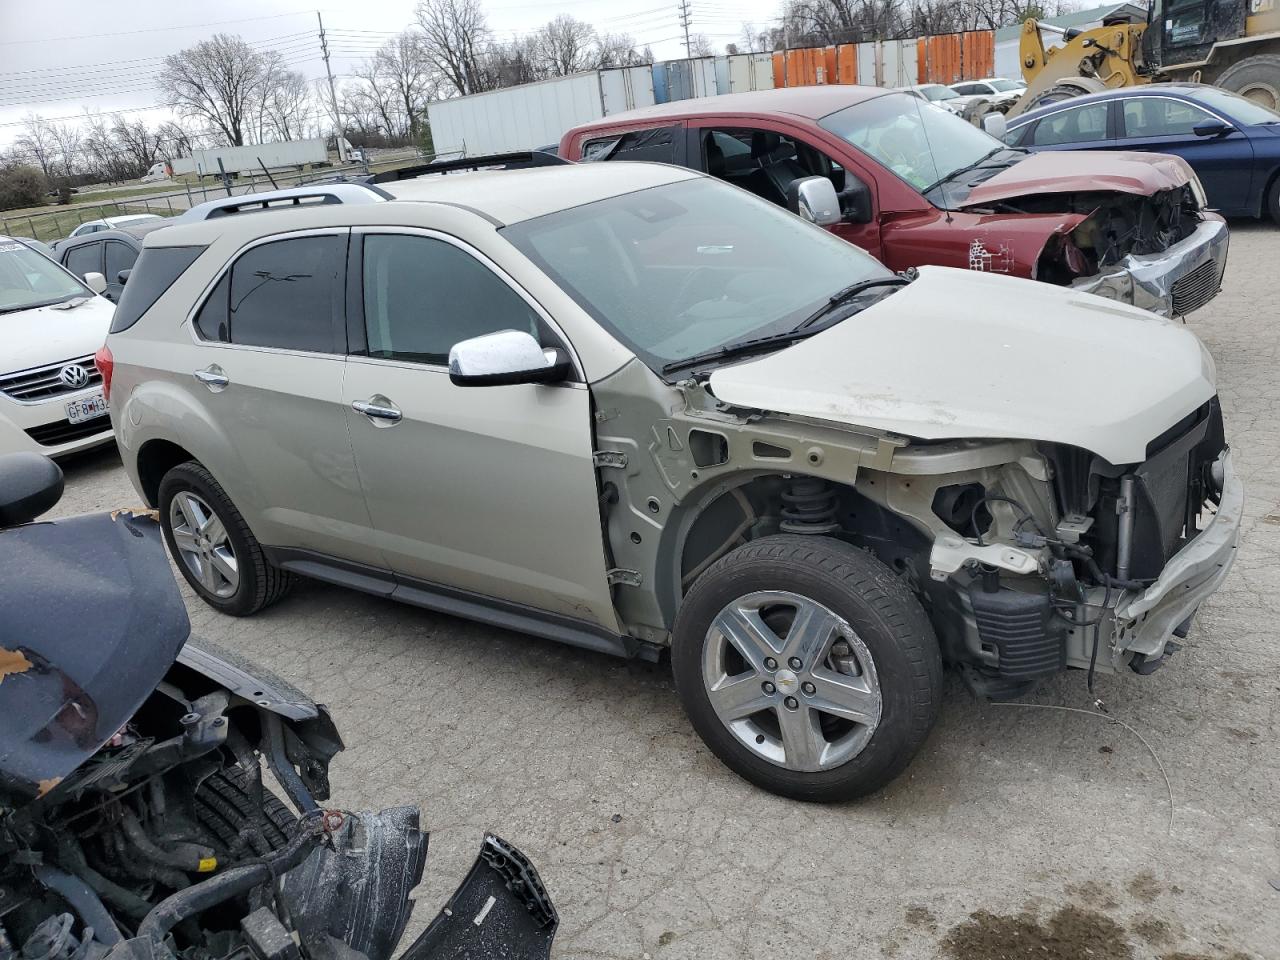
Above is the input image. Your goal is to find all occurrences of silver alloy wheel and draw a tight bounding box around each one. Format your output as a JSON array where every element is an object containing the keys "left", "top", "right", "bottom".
[
  {"left": 169, "top": 491, "right": 239, "bottom": 599},
  {"left": 701, "top": 590, "right": 882, "bottom": 772}
]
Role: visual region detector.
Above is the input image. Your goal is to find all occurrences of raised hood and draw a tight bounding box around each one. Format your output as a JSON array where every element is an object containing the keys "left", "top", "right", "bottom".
[
  {"left": 961, "top": 150, "right": 1194, "bottom": 208},
  {"left": 708, "top": 267, "right": 1215, "bottom": 465}
]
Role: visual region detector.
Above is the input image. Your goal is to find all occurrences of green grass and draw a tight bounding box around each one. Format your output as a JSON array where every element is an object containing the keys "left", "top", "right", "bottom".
[{"left": 0, "top": 204, "right": 175, "bottom": 243}]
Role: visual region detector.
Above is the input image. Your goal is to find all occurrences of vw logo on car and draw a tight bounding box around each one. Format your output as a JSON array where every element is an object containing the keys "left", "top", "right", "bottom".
[{"left": 58, "top": 364, "right": 90, "bottom": 389}]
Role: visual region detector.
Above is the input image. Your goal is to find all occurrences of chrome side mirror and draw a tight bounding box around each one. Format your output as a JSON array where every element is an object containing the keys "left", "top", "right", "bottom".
[
  {"left": 981, "top": 111, "right": 1008, "bottom": 140},
  {"left": 786, "top": 176, "right": 841, "bottom": 227},
  {"left": 83, "top": 272, "right": 107, "bottom": 295},
  {"left": 448, "top": 329, "right": 571, "bottom": 387}
]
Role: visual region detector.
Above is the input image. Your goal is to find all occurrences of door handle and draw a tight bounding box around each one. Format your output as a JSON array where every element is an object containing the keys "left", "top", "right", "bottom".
[
  {"left": 352, "top": 397, "right": 402, "bottom": 423},
  {"left": 194, "top": 366, "right": 229, "bottom": 391}
]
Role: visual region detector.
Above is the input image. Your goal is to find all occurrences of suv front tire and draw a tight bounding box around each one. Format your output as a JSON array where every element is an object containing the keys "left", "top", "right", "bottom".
[
  {"left": 672, "top": 535, "right": 943, "bottom": 802},
  {"left": 158, "top": 461, "right": 293, "bottom": 616}
]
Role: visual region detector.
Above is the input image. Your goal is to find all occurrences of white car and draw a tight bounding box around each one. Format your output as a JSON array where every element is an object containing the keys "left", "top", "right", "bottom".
[
  {"left": 904, "top": 83, "right": 968, "bottom": 115},
  {"left": 950, "top": 77, "right": 1026, "bottom": 111},
  {"left": 67, "top": 214, "right": 164, "bottom": 240},
  {"left": 0, "top": 237, "right": 116, "bottom": 457}
]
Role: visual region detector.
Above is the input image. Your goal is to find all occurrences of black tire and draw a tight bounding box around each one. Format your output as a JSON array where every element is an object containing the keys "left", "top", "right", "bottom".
[
  {"left": 672, "top": 535, "right": 943, "bottom": 802},
  {"left": 1026, "top": 83, "right": 1086, "bottom": 110},
  {"left": 158, "top": 461, "right": 293, "bottom": 616},
  {"left": 1266, "top": 173, "right": 1280, "bottom": 226},
  {"left": 1215, "top": 54, "right": 1280, "bottom": 114},
  {"left": 193, "top": 764, "right": 297, "bottom": 861}
]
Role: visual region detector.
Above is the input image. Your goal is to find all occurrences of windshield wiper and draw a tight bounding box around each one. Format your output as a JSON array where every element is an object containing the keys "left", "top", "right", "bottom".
[
  {"left": 661, "top": 329, "right": 811, "bottom": 375},
  {"left": 661, "top": 275, "right": 911, "bottom": 375},
  {"left": 922, "top": 146, "right": 1005, "bottom": 195},
  {"left": 793, "top": 275, "right": 909, "bottom": 332}
]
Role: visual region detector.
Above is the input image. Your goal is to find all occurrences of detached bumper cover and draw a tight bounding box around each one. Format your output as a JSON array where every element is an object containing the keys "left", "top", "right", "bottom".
[
  {"left": 1112, "top": 450, "right": 1243, "bottom": 666},
  {"left": 1072, "top": 215, "right": 1229, "bottom": 318}
]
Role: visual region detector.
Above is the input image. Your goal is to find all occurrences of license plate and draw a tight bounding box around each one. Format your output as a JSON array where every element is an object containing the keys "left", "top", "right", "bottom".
[{"left": 66, "top": 392, "right": 108, "bottom": 424}]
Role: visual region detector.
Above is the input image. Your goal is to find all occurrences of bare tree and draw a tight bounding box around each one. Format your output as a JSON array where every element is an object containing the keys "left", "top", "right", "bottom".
[
  {"left": 374, "top": 32, "right": 437, "bottom": 138},
  {"left": 111, "top": 117, "right": 162, "bottom": 177},
  {"left": 415, "top": 0, "right": 492, "bottom": 95},
  {"left": 485, "top": 35, "right": 543, "bottom": 89},
  {"left": 15, "top": 115, "right": 56, "bottom": 177},
  {"left": 263, "top": 68, "right": 313, "bottom": 142},
  {"left": 535, "top": 15, "right": 597, "bottom": 76},
  {"left": 596, "top": 33, "right": 651, "bottom": 68},
  {"left": 160, "top": 33, "right": 274, "bottom": 146},
  {"left": 47, "top": 122, "right": 82, "bottom": 179},
  {"left": 689, "top": 33, "right": 714, "bottom": 57},
  {"left": 156, "top": 118, "right": 200, "bottom": 160}
]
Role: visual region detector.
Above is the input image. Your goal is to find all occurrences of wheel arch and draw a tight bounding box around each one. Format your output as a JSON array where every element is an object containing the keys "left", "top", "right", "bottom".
[{"left": 136, "top": 438, "right": 198, "bottom": 507}]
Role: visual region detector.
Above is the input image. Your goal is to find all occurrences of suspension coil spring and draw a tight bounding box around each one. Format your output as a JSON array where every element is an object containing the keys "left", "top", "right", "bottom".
[{"left": 780, "top": 477, "right": 840, "bottom": 534}]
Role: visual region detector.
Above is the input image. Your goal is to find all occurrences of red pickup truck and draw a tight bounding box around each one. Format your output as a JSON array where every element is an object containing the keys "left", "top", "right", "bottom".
[{"left": 559, "top": 86, "right": 1228, "bottom": 317}]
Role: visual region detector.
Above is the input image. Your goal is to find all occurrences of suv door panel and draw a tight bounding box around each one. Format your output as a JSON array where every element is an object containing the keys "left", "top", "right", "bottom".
[
  {"left": 343, "top": 229, "right": 619, "bottom": 631},
  {"left": 182, "top": 230, "right": 382, "bottom": 567}
]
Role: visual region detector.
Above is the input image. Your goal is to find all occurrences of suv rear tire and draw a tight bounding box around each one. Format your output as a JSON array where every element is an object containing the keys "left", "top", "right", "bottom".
[
  {"left": 672, "top": 535, "right": 942, "bottom": 802},
  {"left": 158, "top": 461, "right": 293, "bottom": 616}
]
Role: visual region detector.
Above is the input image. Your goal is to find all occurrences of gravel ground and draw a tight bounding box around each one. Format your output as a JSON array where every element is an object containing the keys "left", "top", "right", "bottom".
[{"left": 52, "top": 222, "right": 1279, "bottom": 960}]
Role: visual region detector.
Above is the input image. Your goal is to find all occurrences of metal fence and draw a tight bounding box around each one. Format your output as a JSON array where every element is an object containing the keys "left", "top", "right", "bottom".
[{"left": 0, "top": 155, "right": 417, "bottom": 243}]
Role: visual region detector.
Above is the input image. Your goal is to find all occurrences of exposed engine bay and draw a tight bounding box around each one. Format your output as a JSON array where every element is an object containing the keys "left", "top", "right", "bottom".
[
  {"left": 1012, "top": 186, "right": 1203, "bottom": 284},
  {"left": 0, "top": 490, "right": 558, "bottom": 960}
]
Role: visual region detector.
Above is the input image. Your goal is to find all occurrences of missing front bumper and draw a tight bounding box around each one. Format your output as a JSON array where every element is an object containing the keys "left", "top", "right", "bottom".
[
  {"left": 1071, "top": 215, "right": 1229, "bottom": 318},
  {"left": 1065, "top": 451, "right": 1243, "bottom": 673}
]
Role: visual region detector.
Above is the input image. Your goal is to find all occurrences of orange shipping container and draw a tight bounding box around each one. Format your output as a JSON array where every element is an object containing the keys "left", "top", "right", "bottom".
[
  {"left": 836, "top": 43, "right": 856, "bottom": 84},
  {"left": 772, "top": 51, "right": 786, "bottom": 88}
]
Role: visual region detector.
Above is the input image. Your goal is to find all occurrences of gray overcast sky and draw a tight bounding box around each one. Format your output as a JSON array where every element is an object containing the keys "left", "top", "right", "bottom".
[{"left": 0, "top": 0, "right": 781, "bottom": 146}]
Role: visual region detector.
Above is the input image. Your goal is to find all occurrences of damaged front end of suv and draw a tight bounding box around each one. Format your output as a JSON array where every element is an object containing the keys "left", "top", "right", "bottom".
[{"left": 0, "top": 455, "right": 558, "bottom": 960}]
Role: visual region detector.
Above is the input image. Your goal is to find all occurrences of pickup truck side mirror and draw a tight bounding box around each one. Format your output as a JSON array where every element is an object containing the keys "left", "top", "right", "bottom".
[
  {"left": 839, "top": 174, "right": 873, "bottom": 225},
  {"left": 1192, "top": 118, "right": 1233, "bottom": 137},
  {"left": 786, "top": 176, "right": 841, "bottom": 226}
]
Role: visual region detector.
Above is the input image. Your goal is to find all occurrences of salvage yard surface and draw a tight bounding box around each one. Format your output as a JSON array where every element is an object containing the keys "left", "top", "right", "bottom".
[{"left": 54, "top": 223, "right": 1279, "bottom": 959}]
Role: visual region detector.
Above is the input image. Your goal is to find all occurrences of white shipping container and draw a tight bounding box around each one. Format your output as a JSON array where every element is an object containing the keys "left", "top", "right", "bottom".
[
  {"left": 428, "top": 73, "right": 606, "bottom": 157},
  {"left": 599, "top": 65, "right": 656, "bottom": 115}
]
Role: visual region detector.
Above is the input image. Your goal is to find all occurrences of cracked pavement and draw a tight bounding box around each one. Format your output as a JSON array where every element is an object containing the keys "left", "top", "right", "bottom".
[{"left": 53, "top": 222, "right": 1279, "bottom": 958}]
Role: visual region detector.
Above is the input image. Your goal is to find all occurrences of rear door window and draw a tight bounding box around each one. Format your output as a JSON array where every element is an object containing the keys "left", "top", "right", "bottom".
[
  {"left": 580, "top": 125, "right": 681, "bottom": 164},
  {"left": 64, "top": 243, "right": 102, "bottom": 279},
  {"left": 194, "top": 234, "right": 346, "bottom": 352},
  {"left": 1031, "top": 103, "right": 1109, "bottom": 146},
  {"left": 105, "top": 241, "right": 137, "bottom": 282}
]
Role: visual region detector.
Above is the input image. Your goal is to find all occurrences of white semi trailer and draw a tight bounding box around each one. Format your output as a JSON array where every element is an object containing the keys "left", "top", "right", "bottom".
[{"left": 170, "top": 139, "right": 329, "bottom": 177}]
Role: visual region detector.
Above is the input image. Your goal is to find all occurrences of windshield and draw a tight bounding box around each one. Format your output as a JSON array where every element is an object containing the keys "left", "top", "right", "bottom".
[
  {"left": 920, "top": 85, "right": 958, "bottom": 101},
  {"left": 502, "top": 178, "right": 890, "bottom": 372},
  {"left": 987, "top": 78, "right": 1022, "bottom": 93},
  {"left": 0, "top": 239, "right": 91, "bottom": 314},
  {"left": 820, "top": 92, "right": 1004, "bottom": 193},
  {"left": 1193, "top": 87, "right": 1280, "bottom": 124}
]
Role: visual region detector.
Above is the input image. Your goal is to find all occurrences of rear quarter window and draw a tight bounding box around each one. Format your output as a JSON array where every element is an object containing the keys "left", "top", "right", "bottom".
[{"left": 109, "top": 245, "right": 207, "bottom": 333}]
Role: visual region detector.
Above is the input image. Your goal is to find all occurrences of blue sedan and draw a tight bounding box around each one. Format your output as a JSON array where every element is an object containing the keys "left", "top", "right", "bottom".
[{"left": 1005, "top": 84, "right": 1280, "bottom": 223}]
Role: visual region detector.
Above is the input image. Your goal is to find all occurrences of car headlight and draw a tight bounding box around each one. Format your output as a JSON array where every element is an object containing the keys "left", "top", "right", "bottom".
[{"left": 1188, "top": 172, "right": 1208, "bottom": 209}]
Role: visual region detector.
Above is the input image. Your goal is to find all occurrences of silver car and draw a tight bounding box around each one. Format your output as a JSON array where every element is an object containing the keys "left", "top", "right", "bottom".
[{"left": 102, "top": 162, "right": 1241, "bottom": 801}]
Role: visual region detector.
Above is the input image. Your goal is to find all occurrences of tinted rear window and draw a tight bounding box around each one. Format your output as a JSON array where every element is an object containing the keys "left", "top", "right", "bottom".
[{"left": 110, "top": 245, "right": 206, "bottom": 333}]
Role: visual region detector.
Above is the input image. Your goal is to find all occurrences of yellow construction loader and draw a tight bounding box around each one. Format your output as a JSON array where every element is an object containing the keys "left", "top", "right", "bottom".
[{"left": 1013, "top": 0, "right": 1280, "bottom": 115}]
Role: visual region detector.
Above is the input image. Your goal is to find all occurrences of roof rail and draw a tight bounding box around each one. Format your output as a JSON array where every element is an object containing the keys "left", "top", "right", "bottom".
[
  {"left": 181, "top": 183, "right": 390, "bottom": 221},
  {"left": 371, "top": 150, "right": 569, "bottom": 183}
]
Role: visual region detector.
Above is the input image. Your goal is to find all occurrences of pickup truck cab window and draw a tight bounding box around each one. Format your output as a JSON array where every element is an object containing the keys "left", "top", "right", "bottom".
[
  {"left": 581, "top": 125, "right": 681, "bottom": 163},
  {"left": 699, "top": 128, "right": 847, "bottom": 210}
]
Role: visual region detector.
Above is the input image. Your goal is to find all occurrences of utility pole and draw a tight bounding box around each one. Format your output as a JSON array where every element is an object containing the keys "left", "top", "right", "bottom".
[
  {"left": 317, "top": 11, "right": 344, "bottom": 161},
  {"left": 678, "top": 0, "right": 692, "bottom": 57}
]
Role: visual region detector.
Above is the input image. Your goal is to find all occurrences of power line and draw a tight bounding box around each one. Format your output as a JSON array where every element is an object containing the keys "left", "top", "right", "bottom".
[{"left": 0, "top": 10, "right": 321, "bottom": 45}]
